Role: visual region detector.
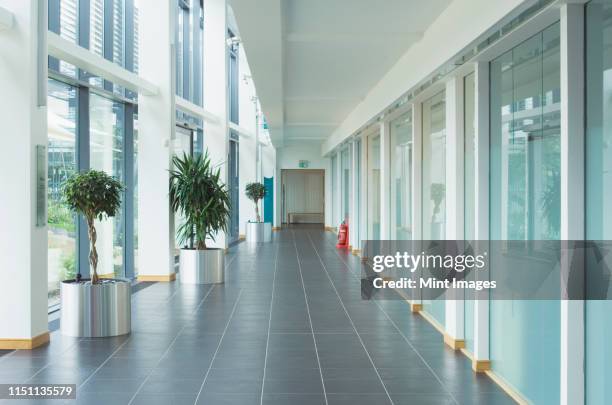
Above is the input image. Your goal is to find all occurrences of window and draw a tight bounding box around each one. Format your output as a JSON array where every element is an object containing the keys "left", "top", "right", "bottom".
[
  {"left": 47, "top": 79, "right": 78, "bottom": 308},
  {"left": 389, "top": 111, "right": 413, "bottom": 240},
  {"left": 340, "top": 147, "right": 350, "bottom": 223},
  {"left": 489, "top": 23, "right": 561, "bottom": 404},
  {"left": 89, "top": 93, "right": 126, "bottom": 278},
  {"left": 367, "top": 134, "right": 381, "bottom": 240},
  {"left": 585, "top": 0, "right": 612, "bottom": 403},
  {"left": 176, "top": 0, "right": 204, "bottom": 105},
  {"left": 421, "top": 90, "right": 446, "bottom": 325}
]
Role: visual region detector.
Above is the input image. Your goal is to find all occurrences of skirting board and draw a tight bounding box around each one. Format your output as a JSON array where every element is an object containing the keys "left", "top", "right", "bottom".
[
  {"left": 351, "top": 249, "right": 361, "bottom": 256},
  {"left": 272, "top": 227, "right": 281, "bottom": 231},
  {"left": 443, "top": 333, "right": 465, "bottom": 350},
  {"left": 410, "top": 303, "right": 423, "bottom": 313},
  {"left": 0, "top": 331, "right": 49, "bottom": 350},
  {"left": 137, "top": 274, "right": 176, "bottom": 282}
]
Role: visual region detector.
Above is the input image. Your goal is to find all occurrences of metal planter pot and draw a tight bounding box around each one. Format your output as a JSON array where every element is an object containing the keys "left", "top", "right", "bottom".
[
  {"left": 246, "top": 222, "right": 272, "bottom": 243},
  {"left": 180, "top": 248, "right": 225, "bottom": 284},
  {"left": 60, "top": 279, "right": 131, "bottom": 338}
]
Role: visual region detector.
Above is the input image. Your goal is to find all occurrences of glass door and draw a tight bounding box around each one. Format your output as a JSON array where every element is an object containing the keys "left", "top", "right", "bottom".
[
  {"left": 173, "top": 125, "right": 194, "bottom": 249},
  {"left": 228, "top": 136, "right": 240, "bottom": 243}
]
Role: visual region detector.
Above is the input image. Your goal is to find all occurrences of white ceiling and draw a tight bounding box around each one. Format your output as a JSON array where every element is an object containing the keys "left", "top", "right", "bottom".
[{"left": 229, "top": 0, "right": 451, "bottom": 146}]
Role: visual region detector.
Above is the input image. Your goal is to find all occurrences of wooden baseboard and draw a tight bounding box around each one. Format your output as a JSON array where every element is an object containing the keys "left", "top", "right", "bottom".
[
  {"left": 0, "top": 331, "right": 50, "bottom": 350},
  {"left": 485, "top": 370, "right": 529, "bottom": 405},
  {"left": 137, "top": 274, "right": 176, "bottom": 282},
  {"left": 351, "top": 249, "right": 361, "bottom": 256},
  {"left": 410, "top": 303, "right": 423, "bottom": 313},
  {"left": 239, "top": 234, "right": 246, "bottom": 240},
  {"left": 98, "top": 273, "right": 115, "bottom": 279},
  {"left": 472, "top": 359, "right": 491, "bottom": 372},
  {"left": 443, "top": 333, "right": 465, "bottom": 350},
  {"left": 272, "top": 227, "right": 281, "bottom": 231}
]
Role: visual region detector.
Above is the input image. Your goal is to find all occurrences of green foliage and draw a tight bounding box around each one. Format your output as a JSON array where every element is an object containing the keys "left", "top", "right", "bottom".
[
  {"left": 169, "top": 152, "right": 231, "bottom": 250},
  {"left": 47, "top": 200, "right": 76, "bottom": 233},
  {"left": 245, "top": 182, "right": 266, "bottom": 223},
  {"left": 63, "top": 170, "right": 124, "bottom": 283},
  {"left": 430, "top": 183, "right": 445, "bottom": 217},
  {"left": 245, "top": 182, "right": 266, "bottom": 203},
  {"left": 63, "top": 170, "right": 124, "bottom": 222},
  {"left": 59, "top": 253, "right": 77, "bottom": 281}
]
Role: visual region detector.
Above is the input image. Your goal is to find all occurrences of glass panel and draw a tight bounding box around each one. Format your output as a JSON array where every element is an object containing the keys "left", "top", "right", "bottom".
[
  {"left": 585, "top": 0, "right": 612, "bottom": 403},
  {"left": 331, "top": 154, "right": 338, "bottom": 227},
  {"left": 47, "top": 79, "right": 78, "bottom": 308},
  {"left": 489, "top": 23, "right": 561, "bottom": 404},
  {"left": 90, "top": 93, "right": 126, "bottom": 278},
  {"left": 133, "top": 113, "right": 139, "bottom": 276},
  {"left": 356, "top": 139, "right": 362, "bottom": 244},
  {"left": 421, "top": 90, "right": 446, "bottom": 324},
  {"left": 173, "top": 126, "right": 193, "bottom": 249},
  {"left": 59, "top": 0, "right": 78, "bottom": 77},
  {"left": 228, "top": 139, "right": 240, "bottom": 241},
  {"left": 368, "top": 134, "right": 381, "bottom": 240},
  {"left": 463, "top": 72, "right": 476, "bottom": 353},
  {"left": 390, "top": 111, "right": 413, "bottom": 240},
  {"left": 341, "top": 148, "right": 350, "bottom": 223}
]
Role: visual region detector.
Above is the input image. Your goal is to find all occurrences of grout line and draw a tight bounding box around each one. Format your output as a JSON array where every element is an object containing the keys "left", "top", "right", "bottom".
[
  {"left": 328, "top": 241, "right": 461, "bottom": 405},
  {"left": 127, "top": 284, "right": 217, "bottom": 404},
  {"left": 291, "top": 228, "right": 329, "bottom": 405},
  {"left": 194, "top": 288, "right": 244, "bottom": 405},
  {"left": 260, "top": 236, "right": 280, "bottom": 405},
  {"left": 305, "top": 230, "right": 395, "bottom": 405}
]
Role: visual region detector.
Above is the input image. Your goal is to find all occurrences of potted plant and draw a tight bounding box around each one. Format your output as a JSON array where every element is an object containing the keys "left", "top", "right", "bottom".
[
  {"left": 60, "top": 170, "right": 131, "bottom": 337},
  {"left": 245, "top": 182, "right": 272, "bottom": 243},
  {"left": 170, "top": 152, "right": 230, "bottom": 284}
]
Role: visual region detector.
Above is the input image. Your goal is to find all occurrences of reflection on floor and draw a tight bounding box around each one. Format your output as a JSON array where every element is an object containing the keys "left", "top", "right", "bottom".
[{"left": 0, "top": 225, "right": 514, "bottom": 405}]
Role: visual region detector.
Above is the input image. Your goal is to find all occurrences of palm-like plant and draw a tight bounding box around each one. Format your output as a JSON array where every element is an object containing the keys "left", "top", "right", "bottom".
[
  {"left": 63, "top": 170, "right": 124, "bottom": 284},
  {"left": 245, "top": 182, "right": 266, "bottom": 222},
  {"left": 169, "top": 152, "right": 231, "bottom": 250}
]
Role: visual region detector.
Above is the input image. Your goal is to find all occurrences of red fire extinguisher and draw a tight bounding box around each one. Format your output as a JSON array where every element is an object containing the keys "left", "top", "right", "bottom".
[{"left": 336, "top": 220, "right": 349, "bottom": 249}]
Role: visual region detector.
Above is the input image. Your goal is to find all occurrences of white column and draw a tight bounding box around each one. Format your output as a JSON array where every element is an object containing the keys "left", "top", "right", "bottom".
[
  {"left": 560, "top": 4, "right": 585, "bottom": 405},
  {"left": 0, "top": 0, "right": 49, "bottom": 348},
  {"left": 238, "top": 51, "right": 257, "bottom": 234},
  {"left": 444, "top": 76, "right": 465, "bottom": 349},
  {"left": 137, "top": 0, "right": 176, "bottom": 281},
  {"left": 380, "top": 121, "right": 391, "bottom": 240},
  {"left": 350, "top": 140, "right": 359, "bottom": 250},
  {"left": 472, "top": 62, "right": 490, "bottom": 371},
  {"left": 409, "top": 103, "right": 423, "bottom": 309},
  {"left": 358, "top": 135, "right": 368, "bottom": 247},
  {"left": 203, "top": 0, "right": 229, "bottom": 249}
]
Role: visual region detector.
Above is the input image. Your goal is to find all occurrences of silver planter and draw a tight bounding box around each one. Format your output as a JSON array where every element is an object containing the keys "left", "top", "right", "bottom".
[
  {"left": 180, "top": 249, "right": 225, "bottom": 284},
  {"left": 60, "top": 279, "right": 131, "bottom": 338},
  {"left": 246, "top": 222, "right": 272, "bottom": 243}
]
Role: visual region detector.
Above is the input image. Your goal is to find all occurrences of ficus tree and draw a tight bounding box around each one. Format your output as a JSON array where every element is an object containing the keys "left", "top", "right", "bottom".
[
  {"left": 63, "top": 170, "right": 124, "bottom": 284},
  {"left": 169, "top": 152, "right": 231, "bottom": 250},
  {"left": 245, "top": 182, "right": 266, "bottom": 223}
]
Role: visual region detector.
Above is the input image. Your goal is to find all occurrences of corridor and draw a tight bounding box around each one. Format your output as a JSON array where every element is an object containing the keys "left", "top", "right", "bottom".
[{"left": 0, "top": 227, "right": 512, "bottom": 405}]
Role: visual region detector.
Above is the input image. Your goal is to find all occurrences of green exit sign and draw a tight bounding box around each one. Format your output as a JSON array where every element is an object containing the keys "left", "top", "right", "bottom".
[{"left": 299, "top": 160, "right": 309, "bottom": 168}]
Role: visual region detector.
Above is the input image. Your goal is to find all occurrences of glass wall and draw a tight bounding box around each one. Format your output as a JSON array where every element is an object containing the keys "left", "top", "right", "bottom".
[
  {"left": 367, "top": 134, "right": 381, "bottom": 240},
  {"left": 47, "top": 79, "right": 78, "bottom": 308},
  {"left": 489, "top": 23, "right": 561, "bottom": 404},
  {"left": 331, "top": 154, "right": 338, "bottom": 227},
  {"left": 421, "top": 90, "right": 446, "bottom": 325},
  {"left": 389, "top": 111, "right": 413, "bottom": 240},
  {"left": 90, "top": 93, "right": 126, "bottom": 278},
  {"left": 176, "top": 0, "right": 204, "bottom": 106},
  {"left": 463, "top": 72, "right": 476, "bottom": 354},
  {"left": 341, "top": 147, "right": 351, "bottom": 223},
  {"left": 356, "top": 139, "right": 362, "bottom": 245},
  {"left": 585, "top": 0, "right": 612, "bottom": 403}
]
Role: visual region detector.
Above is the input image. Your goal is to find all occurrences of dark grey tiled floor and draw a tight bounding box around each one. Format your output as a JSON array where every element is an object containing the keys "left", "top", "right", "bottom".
[{"left": 0, "top": 226, "right": 514, "bottom": 405}]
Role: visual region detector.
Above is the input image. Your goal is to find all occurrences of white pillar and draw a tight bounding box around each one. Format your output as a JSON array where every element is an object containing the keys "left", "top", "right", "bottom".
[
  {"left": 203, "top": 0, "right": 229, "bottom": 249},
  {"left": 238, "top": 50, "right": 257, "bottom": 235},
  {"left": 472, "top": 62, "right": 490, "bottom": 371},
  {"left": 0, "top": 0, "right": 49, "bottom": 348},
  {"left": 358, "top": 135, "right": 368, "bottom": 248},
  {"left": 410, "top": 103, "right": 423, "bottom": 310},
  {"left": 444, "top": 76, "right": 465, "bottom": 349},
  {"left": 137, "top": 0, "right": 176, "bottom": 282},
  {"left": 380, "top": 121, "right": 391, "bottom": 240},
  {"left": 560, "top": 4, "right": 585, "bottom": 405},
  {"left": 350, "top": 140, "right": 359, "bottom": 250}
]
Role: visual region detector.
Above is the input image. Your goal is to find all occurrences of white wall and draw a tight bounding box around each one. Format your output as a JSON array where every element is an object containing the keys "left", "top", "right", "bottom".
[{"left": 0, "top": 0, "right": 48, "bottom": 343}]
